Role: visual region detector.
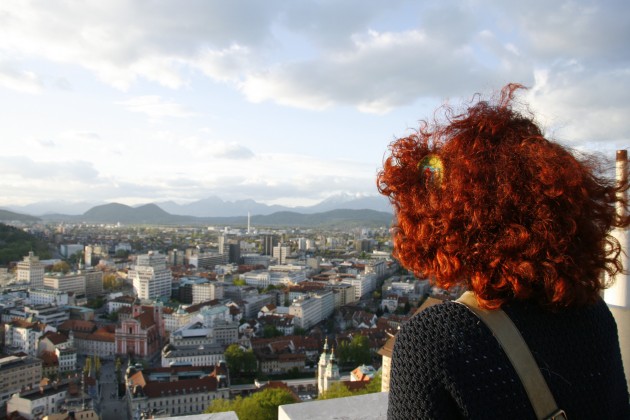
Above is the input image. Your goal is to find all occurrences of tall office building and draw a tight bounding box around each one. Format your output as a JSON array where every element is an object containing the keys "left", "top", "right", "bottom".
[
  {"left": 262, "top": 234, "right": 278, "bottom": 256},
  {"left": 83, "top": 269, "right": 104, "bottom": 298},
  {"left": 129, "top": 251, "right": 172, "bottom": 300},
  {"left": 228, "top": 243, "right": 241, "bottom": 264},
  {"left": 17, "top": 252, "right": 45, "bottom": 288}
]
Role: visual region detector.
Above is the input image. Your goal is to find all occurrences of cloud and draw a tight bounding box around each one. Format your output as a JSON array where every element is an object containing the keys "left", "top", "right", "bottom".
[
  {"left": 0, "top": 60, "right": 42, "bottom": 93},
  {"left": 117, "top": 95, "right": 196, "bottom": 119},
  {"left": 0, "top": 156, "right": 99, "bottom": 180},
  {"left": 240, "top": 28, "right": 524, "bottom": 113}
]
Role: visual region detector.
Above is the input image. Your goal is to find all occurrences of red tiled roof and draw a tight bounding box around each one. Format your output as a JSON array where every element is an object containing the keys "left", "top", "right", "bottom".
[
  {"left": 41, "top": 331, "right": 68, "bottom": 345},
  {"left": 135, "top": 311, "right": 156, "bottom": 329},
  {"left": 58, "top": 319, "right": 96, "bottom": 334},
  {"left": 39, "top": 351, "right": 58, "bottom": 367}
]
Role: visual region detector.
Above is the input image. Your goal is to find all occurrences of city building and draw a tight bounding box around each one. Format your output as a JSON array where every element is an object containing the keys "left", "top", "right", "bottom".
[
  {"left": 192, "top": 282, "right": 224, "bottom": 304},
  {"left": 161, "top": 340, "right": 225, "bottom": 368},
  {"left": 43, "top": 273, "right": 86, "bottom": 297},
  {"left": 6, "top": 379, "right": 92, "bottom": 420},
  {"left": 4, "top": 319, "right": 53, "bottom": 356},
  {"left": 28, "top": 288, "right": 69, "bottom": 306},
  {"left": 17, "top": 252, "right": 45, "bottom": 288},
  {"left": 273, "top": 244, "right": 290, "bottom": 265},
  {"left": 187, "top": 251, "right": 225, "bottom": 270},
  {"left": 341, "top": 274, "right": 377, "bottom": 299},
  {"left": 84, "top": 244, "right": 108, "bottom": 267},
  {"left": 82, "top": 269, "right": 104, "bottom": 298},
  {"left": 288, "top": 290, "right": 334, "bottom": 330},
  {"left": 115, "top": 303, "right": 166, "bottom": 361},
  {"left": 129, "top": 251, "right": 173, "bottom": 300},
  {"left": 126, "top": 363, "right": 230, "bottom": 418},
  {"left": 0, "top": 354, "right": 43, "bottom": 408}
]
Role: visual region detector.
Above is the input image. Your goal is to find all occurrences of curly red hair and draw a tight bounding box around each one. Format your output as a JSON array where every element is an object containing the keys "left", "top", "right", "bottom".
[{"left": 377, "top": 84, "right": 630, "bottom": 309}]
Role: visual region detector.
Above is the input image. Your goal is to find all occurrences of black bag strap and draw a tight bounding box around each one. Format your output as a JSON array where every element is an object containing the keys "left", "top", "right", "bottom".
[{"left": 455, "top": 291, "right": 567, "bottom": 420}]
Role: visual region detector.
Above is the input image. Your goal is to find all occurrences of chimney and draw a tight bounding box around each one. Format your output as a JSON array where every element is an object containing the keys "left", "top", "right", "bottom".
[
  {"left": 604, "top": 149, "right": 630, "bottom": 391},
  {"left": 604, "top": 149, "right": 629, "bottom": 308}
]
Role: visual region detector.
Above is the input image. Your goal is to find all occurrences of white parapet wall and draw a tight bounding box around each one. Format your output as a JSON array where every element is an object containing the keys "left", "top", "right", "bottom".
[{"left": 278, "top": 392, "right": 389, "bottom": 420}]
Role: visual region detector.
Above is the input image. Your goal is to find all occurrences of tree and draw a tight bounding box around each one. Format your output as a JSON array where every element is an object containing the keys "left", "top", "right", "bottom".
[
  {"left": 232, "top": 277, "right": 247, "bottom": 286},
  {"left": 103, "top": 273, "right": 120, "bottom": 290},
  {"left": 318, "top": 382, "right": 355, "bottom": 400},
  {"left": 224, "top": 344, "right": 257, "bottom": 376},
  {"left": 115, "top": 358, "right": 122, "bottom": 383},
  {"left": 68, "top": 250, "right": 84, "bottom": 266},
  {"left": 350, "top": 335, "right": 372, "bottom": 366},
  {"left": 83, "top": 356, "right": 92, "bottom": 377},
  {"left": 94, "top": 356, "right": 101, "bottom": 379},
  {"left": 337, "top": 335, "right": 372, "bottom": 367},
  {"left": 263, "top": 324, "right": 283, "bottom": 338},
  {"left": 319, "top": 371, "right": 382, "bottom": 400},
  {"left": 205, "top": 388, "right": 296, "bottom": 420},
  {"left": 51, "top": 261, "right": 71, "bottom": 273}
]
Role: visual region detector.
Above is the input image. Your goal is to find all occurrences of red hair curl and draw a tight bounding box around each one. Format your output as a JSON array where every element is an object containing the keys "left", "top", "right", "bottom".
[{"left": 377, "top": 84, "right": 630, "bottom": 309}]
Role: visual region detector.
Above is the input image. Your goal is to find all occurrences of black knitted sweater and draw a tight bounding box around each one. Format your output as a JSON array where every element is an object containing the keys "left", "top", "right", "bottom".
[{"left": 388, "top": 298, "right": 629, "bottom": 419}]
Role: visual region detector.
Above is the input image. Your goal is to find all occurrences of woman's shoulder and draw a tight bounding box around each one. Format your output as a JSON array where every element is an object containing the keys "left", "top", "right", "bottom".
[{"left": 394, "top": 299, "right": 489, "bottom": 354}]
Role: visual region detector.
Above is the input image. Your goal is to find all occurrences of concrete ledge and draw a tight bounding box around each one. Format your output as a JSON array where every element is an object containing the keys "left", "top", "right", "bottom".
[
  {"left": 158, "top": 413, "right": 239, "bottom": 420},
  {"left": 278, "top": 392, "right": 388, "bottom": 420}
]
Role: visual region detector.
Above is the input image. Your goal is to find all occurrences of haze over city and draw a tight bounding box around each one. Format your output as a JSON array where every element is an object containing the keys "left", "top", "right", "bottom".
[{"left": 1, "top": 0, "right": 628, "bottom": 211}]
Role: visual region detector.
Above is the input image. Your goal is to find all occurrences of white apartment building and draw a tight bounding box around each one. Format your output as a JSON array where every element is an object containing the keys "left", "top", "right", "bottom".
[
  {"left": 28, "top": 288, "right": 69, "bottom": 306},
  {"left": 289, "top": 296, "right": 320, "bottom": 329},
  {"left": 25, "top": 305, "right": 69, "bottom": 327},
  {"left": 130, "top": 251, "right": 173, "bottom": 300},
  {"left": 161, "top": 342, "right": 225, "bottom": 367},
  {"left": 312, "top": 290, "right": 335, "bottom": 320},
  {"left": 243, "top": 271, "right": 271, "bottom": 288},
  {"left": 4, "top": 320, "right": 53, "bottom": 356},
  {"left": 44, "top": 272, "right": 86, "bottom": 296},
  {"left": 192, "top": 282, "right": 224, "bottom": 304},
  {"left": 272, "top": 244, "right": 290, "bottom": 265},
  {"left": 17, "top": 252, "right": 45, "bottom": 288},
  {"left": 341, "top": 273, "right": 377, "bottom": 299},
  {"left": 241, "top": 294, "right": 276, "bottom": 319},
  {"left": 7, "top": 382, "right": 74, "bottom": 420},
  {"left": 326, "top": 283, "right": 357, "bottom": 307}
]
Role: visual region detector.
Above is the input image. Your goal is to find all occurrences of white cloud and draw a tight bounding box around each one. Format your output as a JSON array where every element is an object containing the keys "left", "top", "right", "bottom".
[
  {"left": 117, "top": 96, "right": 196, "bottom": 119},
  {"left": 0, "top": 60, "right": 42, "bottom": 93},
  {"left": 0, "top": 1, "right": 628, "bottom": 208}
]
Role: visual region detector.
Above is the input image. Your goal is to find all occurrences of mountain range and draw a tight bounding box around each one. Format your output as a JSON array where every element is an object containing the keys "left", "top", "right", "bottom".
[
  {"left": 5, "top": 193, "right": 392, "bottom": 217},
  {"left": 1, "top": 195, "right": 394, "bottom": 228}
]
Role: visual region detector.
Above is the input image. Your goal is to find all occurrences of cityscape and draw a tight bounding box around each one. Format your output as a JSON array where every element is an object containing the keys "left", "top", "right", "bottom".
[
  {"left": 0, "top": 206, "right": 446, "bottom": 420},
  {"left": 2, "top": 1, "right": 629, "bottom": 419}
]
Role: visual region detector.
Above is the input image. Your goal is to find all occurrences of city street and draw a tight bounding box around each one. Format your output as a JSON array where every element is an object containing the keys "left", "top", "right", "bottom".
[{"left": 99, "top": 360, "right": 129, "bottom": 420}]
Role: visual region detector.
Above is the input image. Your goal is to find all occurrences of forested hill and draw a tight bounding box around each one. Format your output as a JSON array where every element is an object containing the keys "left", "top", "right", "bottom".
[
  {"left": 0, "top": 209, "right": 40, "bottom": 222},
  {"left": 0, "top": 223, "right": 51, "bottom": 265}
]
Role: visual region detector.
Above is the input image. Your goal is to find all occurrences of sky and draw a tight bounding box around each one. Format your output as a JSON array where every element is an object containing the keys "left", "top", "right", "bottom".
[{"left": 1, "top": 0, "right": 628, "bottom": 209}]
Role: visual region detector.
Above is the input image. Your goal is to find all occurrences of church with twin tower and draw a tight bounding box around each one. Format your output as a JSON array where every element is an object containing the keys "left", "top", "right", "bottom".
[{"left": 317, "top": 338, "right": 340, "bottom": 395}]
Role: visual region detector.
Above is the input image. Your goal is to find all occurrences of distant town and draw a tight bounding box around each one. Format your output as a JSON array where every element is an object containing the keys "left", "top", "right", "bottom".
[{"left": 0, "top": 216, "right": 460, "bottom": 420}]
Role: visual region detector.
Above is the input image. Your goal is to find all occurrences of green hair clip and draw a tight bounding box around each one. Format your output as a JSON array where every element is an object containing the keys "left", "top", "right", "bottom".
[{"left": 418, "top": 154, "right": 443, "bottom": 187}]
